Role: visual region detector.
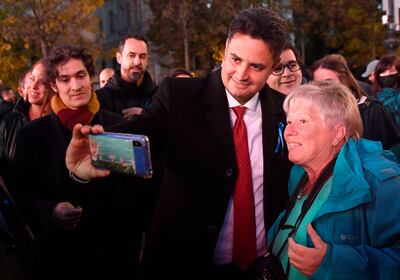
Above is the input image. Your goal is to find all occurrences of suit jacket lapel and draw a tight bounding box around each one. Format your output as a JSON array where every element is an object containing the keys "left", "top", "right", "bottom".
[
  {"left": 201, "top": 70, "right": 236, "bottom": 168},
  {"left": 261, "top": 87, "right": 286, "bottom": 180}
]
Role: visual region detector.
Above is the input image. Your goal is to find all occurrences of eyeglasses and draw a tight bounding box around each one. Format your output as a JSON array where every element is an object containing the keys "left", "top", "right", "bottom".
[{"left": 272, "top": 61, "right": 300, "bottom": 76}]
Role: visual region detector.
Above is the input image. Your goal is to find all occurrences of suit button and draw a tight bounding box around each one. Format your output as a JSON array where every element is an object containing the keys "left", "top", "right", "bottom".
[{"left": 225, "top": 168, "right": 234, "bottom": 177}]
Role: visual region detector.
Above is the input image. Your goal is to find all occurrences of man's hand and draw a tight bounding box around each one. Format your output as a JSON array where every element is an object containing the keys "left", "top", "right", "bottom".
[
  {"left": 122, "top": 107, "right": 143, "bottom": 120},
  {"left": 288, "top": 224, "right": 327, "bottom": 276},
  {"left": 52, "top": 202, "right": 83, "bottom": 229},
  {"left": 66, "top": 123, "right": 110, "bottom": 180}
]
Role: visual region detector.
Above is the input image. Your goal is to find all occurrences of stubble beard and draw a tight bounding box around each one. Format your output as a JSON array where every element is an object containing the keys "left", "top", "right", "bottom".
[{"left": 128, "top": 69, "right": 144, "bottom": 83}]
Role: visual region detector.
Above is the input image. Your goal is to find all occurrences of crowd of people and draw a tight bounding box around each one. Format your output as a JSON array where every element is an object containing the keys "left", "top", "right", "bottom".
[{"left": 0, "top": 6, "right": 399, "bottom": 280}]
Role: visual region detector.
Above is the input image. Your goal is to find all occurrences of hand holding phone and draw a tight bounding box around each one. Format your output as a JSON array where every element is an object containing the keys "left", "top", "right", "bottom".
[{"left": 67, "top": 124, "right": 110, "bottom": 181}]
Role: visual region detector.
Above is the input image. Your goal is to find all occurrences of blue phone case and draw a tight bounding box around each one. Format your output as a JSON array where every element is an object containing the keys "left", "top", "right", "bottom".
[{"left": 88, "top": 132, "right": 152, "bottom": 178}]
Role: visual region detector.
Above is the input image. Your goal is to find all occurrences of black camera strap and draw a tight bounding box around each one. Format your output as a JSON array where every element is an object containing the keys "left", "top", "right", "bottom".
[{"left": 269, "top": 157, "right": 337, "bottom": 276}]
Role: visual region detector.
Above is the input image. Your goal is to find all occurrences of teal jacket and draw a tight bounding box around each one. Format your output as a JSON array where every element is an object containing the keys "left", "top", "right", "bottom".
[
  {"left": 377, "top": 87, "right": 400, "bottom": 126},
  {"left": 268, "top": 139, "right": 400, "bottom": 280}
]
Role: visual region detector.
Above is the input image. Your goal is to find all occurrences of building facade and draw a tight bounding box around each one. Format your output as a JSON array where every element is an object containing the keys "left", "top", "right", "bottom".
[{"left": 382, "top": 0, "right": 400, "bottom": 31}]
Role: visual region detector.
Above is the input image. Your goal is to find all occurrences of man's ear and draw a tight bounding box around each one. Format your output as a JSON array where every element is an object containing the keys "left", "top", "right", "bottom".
[
  {"left": 224, "top": 38, "right": 230, "bottom": 56},
  {"left": 17, "top": 86, "right": 24, "bottom": 96},
  {"left": 116, "top": 52, "right": 122, "bottom": 64},
  {"left": 51, "top": 83, "right": 58, "bottom": 93},
  {"left": 332, "top": 123, "right": 347, "bottom": 146}
]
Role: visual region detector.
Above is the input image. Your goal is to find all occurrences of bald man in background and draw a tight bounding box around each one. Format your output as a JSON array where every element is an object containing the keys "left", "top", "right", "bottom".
[{"left": 99, "top": 67, "right": 115, "bottom": 88}]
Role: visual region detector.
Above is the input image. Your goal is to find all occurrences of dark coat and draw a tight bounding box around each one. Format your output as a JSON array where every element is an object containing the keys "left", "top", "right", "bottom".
[
  {"left": 358, "top": 80, "right": 372, "bottom": 96},
  {"left": 12, "top": 111, "right": 148, "bottom": 280},
  {"left": 0, "top": 101, "right": 14, "bottom": 123},
  {"left": 108, "top": 70, "right": 292, "bottom": 279},
  {"left": 0, "top": 98, "right": 30, "bottom": 187},
  {"left": 0, "top": 175, "right": 38, "bottom": 280},
  {"left": 96, "top": 70, "right": 156, "bottom": 116},
  {"left": 358, "top": 97, "right": 400, "bottom": 150},
  {"left": 0, "top": 98, "right": 30, "bottom": 160}
]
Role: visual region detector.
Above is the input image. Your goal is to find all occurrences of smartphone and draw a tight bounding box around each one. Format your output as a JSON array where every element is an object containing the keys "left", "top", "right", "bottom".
[{"left": 88, "top": 132, "right": 152, "bottom": 178}]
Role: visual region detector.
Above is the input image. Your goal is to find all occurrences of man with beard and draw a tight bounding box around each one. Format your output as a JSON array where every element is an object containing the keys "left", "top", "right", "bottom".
[{"left": 96, "top": 34, "right": 157, "bottom": 120}]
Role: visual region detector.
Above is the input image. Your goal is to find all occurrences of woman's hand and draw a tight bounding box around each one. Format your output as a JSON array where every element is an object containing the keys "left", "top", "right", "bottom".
[{"left": 288, "top": 224, "right": 327, "bottom": 276}]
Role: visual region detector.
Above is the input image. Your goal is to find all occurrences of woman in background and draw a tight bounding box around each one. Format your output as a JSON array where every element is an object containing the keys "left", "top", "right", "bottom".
[
  {"left": 372, "top": 55, "right": 400, "bottom": 126},
  {"left": 312, "top": 54, "right": 400, "bottom": 153},
  {"left": 0, "top": 58, "right": 54, "bottom": 187}
]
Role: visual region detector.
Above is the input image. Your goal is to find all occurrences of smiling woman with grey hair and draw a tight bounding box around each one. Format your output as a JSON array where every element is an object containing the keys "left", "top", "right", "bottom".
[{"left": 267, "top": 80, "right": 400, "bottom": 280}]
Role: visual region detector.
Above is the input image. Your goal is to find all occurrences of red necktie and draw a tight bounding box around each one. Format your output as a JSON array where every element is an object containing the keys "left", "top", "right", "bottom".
[{"left": 232, "top": 106, "right": 256, "bottom": 271}]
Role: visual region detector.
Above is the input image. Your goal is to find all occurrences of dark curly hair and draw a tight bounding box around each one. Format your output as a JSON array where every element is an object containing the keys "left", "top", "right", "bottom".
[
  {"left": 227, "top": 7, "right": 288, "bottom": 65},
  {"left": 46, "top": 45, "right": 95, "bottom": 82}
]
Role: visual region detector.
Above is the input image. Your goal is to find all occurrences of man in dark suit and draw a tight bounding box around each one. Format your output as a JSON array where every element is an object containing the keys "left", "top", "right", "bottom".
[{"left": 66, "top": 7, "right": 292, "bottom": 280}]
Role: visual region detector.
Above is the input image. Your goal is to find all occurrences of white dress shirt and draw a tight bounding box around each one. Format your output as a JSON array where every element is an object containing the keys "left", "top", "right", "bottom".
[{"left": 212, "top": 90, "right": 267, "bottom": 264}]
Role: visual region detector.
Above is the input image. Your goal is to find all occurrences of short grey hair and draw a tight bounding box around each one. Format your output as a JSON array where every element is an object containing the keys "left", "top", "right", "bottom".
[{"left": 283, "top": 80, "right": 363, "bottom": 140}]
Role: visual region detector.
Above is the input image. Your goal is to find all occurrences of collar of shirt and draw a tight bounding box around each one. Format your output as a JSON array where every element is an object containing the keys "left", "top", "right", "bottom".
[{"left": 225, "top": 90, "right": 260, "bottom": 112}]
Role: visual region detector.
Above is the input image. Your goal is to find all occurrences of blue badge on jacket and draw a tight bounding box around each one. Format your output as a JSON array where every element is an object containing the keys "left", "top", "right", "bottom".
[{"left": 274, "top": 122, "right": 285, "bottom": 154}]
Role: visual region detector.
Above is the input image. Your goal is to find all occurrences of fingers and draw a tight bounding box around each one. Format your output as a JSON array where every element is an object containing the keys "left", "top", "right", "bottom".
[
  {"left": 288, "top": 238, "right": 307, "bottom": 274},
  {"left": 287, "top": 225, "right": 327, "bottom": 277},
  {"left": 54, "top": 203, "right": 82, "bottom": 218},
  {"left": 62, "top": 205, "right": 83, "bottom": 218},
  {"left": 122, "top": 107, "right": 142, "bottom": 119},
  {"left": 288, "top": 238, "right": 315, "bottom": 276},
  {"left": 72, "top": 123, "right": 84, "bottom": 139},
  {"left": 72, "top": 123, "right": 104, "bottom": 138},
  {"left": 53, "top": 202, "right": 83, "bottom": 229},
  {"left": 91, "top": 124, "right": 104, "bottom": 134},
  {"left": 122, "top": 111, "right": 132, "bottom": 120},
  {"left": 67, "top": 123, "right": 106, "bottom": 180},
  {"left": 307, "top": 224, "right": 326, "bottom": 249},
  {"left": 288, "top": 237, "right": 302, "bottom": 256},
  {"left": 288, "top": 253, "right": 302, "bottom": 268},
  {"left": 122, "top": 108, "right": 131, "bottom": 119},
  {"left": 80, "top": 124, "right": 92, "bottom": 135},
  {"left": 91, "top": 167, "right": 111, "bottom": 178}
]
